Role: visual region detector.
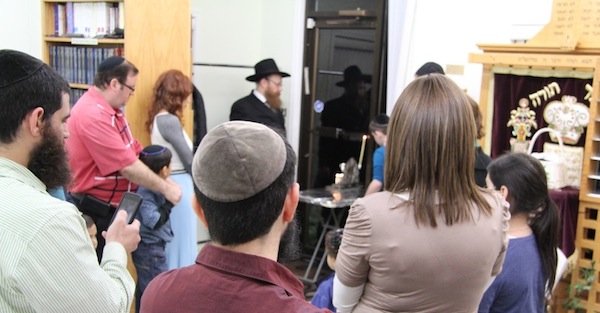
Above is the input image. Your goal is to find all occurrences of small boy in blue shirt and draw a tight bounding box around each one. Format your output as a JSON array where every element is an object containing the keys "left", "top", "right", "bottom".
[
  {"left": 132, "top": 145, "right": 175, "bottom": 313},
  {"left": 364, "top": 114, "right": 388, "bottom": 195},
  {"left": 311, "top": 228, "right": 344, "bottom": 312}
]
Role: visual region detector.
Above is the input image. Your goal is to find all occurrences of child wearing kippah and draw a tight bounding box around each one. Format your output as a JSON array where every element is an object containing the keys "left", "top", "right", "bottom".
[
  {"left": 132, "top": 145, "right": 175, "bottom": 313},
  {"left": 311, "top": 228, "right": 344, "bottom": 312}
]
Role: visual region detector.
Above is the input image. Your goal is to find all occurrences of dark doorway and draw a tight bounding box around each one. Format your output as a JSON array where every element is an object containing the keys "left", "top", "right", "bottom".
[
  {"left": 298, "top": 0, "right": 387, "bottom": 190},
  {"left": 295, "top": 0, "right": 388, "bottom": 260}
]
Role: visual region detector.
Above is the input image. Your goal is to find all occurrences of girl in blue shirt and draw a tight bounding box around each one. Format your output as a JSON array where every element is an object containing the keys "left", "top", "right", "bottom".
[{"left": 479, "top": 153, "right": 560, "bottom": 313}]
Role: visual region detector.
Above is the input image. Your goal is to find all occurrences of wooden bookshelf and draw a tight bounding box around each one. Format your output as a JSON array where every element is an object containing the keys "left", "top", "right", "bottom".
[
  {"left": 44, "top": 37, "right": 124, "bottom": 44},
  {"left": 41, "top": 0, "right": 192, "bottom": 146}
]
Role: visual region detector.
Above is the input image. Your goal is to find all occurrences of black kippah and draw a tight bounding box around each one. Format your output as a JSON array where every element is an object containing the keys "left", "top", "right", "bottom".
[
  {"left": 141, "top": 144, "right": 168, "bottom": 156},
  {"left": 373, "top": 114, "right": 389, "bottom": 126},
  {"left": 415, "top": 62, "right": 445, "bottom": 76},
  {"left": 0, "top": 49, "right": 45, "bottom": 89},
  {"left": 98, "top": 56, "right": 125, "bottom": 72}
]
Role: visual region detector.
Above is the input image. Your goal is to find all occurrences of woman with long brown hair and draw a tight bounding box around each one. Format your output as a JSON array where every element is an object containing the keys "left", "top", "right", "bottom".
[
  {"left": 333, "top": 74, "right": 509, "bottom": 312},
  {"left": 146, "top": 69, "right": 197, "bottom": 270}
]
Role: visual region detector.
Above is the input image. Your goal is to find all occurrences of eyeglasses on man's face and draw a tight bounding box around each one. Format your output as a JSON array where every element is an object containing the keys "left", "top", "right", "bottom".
[
  {"left": 267, "top": 78, "right": 283, "bottom": 88},
  {"left": 120, "top": 81, "right": 135, "bottom": 94}
]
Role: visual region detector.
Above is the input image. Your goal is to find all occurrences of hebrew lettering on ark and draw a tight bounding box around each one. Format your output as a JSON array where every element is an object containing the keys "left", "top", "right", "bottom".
[{"left": 528, "top": 82, "right": 561, "bottom": 107}]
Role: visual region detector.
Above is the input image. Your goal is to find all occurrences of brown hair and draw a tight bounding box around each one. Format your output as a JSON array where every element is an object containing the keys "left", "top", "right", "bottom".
[
  {"left": 146, "top": 69, "right": 193, "bottom": 132},
  {"left": 468, "top": 96, "right": 485, "bottom": 139},
  {"left": 385, "top": 74, "right": 492, "bottom": 227}
]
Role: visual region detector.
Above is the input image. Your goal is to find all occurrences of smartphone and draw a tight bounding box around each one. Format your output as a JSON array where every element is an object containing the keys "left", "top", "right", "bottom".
[{"left": 109, "top": 192, "right": 143, "bottom": 225}]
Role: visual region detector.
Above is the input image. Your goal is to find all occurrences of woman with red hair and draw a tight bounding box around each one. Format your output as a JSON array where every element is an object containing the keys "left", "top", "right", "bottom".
[{"left": 146, "top": 69, "right": 198, "bottom": 270}]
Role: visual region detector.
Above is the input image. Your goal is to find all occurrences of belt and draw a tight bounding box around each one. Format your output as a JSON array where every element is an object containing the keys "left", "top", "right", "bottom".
[
  {"left": 69, "top": 193, "right": 116, "bottom": 217},
  {"left": 69, "top": 192, "right": 85, "bottom": 202}
]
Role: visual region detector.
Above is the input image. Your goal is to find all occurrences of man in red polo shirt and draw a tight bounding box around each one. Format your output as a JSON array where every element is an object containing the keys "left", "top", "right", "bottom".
[{"left": 66, "top": 56, "right": 181, "bottom": 258}]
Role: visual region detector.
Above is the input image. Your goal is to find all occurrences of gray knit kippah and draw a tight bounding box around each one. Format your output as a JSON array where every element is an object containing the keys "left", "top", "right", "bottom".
[
  {"left": 0, "top": 50, "right": 45, "bottom": 89},
  {"left": 192, "top": 121, "right": 287, "bottom": 202}
]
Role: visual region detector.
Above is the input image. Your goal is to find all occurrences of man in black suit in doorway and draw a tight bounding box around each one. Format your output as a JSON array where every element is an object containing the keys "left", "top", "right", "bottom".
[{"left": 230, "top": 58, "right": 290, "bottom": 135}]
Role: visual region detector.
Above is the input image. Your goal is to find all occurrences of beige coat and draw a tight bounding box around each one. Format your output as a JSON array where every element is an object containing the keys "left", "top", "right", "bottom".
[{"left": 336, "top": 191, "right": 509, "bottom": 313}]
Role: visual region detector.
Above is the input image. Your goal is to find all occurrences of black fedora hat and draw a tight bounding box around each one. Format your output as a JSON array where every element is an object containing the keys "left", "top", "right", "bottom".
[
  {"left": 246, "top": 58, "right": 290, "bottom": 82},
  {"left": 336, "top": 65, "right": 372, "bottom": 87}
]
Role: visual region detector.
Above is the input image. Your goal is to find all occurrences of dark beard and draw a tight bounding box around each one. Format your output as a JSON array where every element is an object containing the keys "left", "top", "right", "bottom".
[
  {"left": 265, "top": 90, "right": 282, "bottom": 110},
  {"left": 277, "top": 216, "right": 301, "bottom": 264},
  {"left": 28, "top": 125, "right": 72, "bottom": 190}
]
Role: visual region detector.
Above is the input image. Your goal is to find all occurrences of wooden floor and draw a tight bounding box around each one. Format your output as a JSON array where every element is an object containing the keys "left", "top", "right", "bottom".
[{"left": 550, "top": 274, "right": 576, "bottom": 313}]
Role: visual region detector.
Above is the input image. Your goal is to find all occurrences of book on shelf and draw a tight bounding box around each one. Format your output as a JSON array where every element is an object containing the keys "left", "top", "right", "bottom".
[
  {"left": 54, "top": 3, "right": 66, "bottom": 36},
  {"left": 66, "top": 2, "right": 74, "bottom": 34},
  {"left": 118, "top": 2, "right": 124, "bottom": 30},
  {"left": 51, "top": 2, "right": 121, "bottom": 38}
]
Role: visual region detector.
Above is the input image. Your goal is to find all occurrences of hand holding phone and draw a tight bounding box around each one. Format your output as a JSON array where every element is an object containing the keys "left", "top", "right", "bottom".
[
  {"left": 104, "top": 192, "right": 143, "bottom": 253},
  {"left": 109, "top": 192, "right": 143, "bottom": 226},
  {"left": 104, "top": 210, "right": 141, "bottom": 253}
]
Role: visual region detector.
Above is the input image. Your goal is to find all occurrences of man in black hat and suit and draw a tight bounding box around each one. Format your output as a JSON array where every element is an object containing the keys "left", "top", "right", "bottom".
[
  {"left": 230, "top": 58, "right": 290, "bottom": 134},
  {"left": 316, "top": 65, "right": 371, "bottom": 187}
]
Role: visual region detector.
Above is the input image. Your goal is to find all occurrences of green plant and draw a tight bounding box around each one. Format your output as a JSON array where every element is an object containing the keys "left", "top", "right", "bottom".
[{"left": 563, "top": 260, "right": 596, "bottom": 311}]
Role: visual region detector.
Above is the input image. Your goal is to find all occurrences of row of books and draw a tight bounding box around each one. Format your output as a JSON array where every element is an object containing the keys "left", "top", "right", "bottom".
[
  {"left": 53, "top": 2, "right": 124, "bottom": 38},
  {"left": 70, "top": 88, "right": 86, "bottom": 107},
  {"left": 50, "top": 45, "right": 124, "bottom": 85}
]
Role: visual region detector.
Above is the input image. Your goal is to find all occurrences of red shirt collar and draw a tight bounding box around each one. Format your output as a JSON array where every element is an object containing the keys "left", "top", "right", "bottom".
[{"left": 86, "top": 86, "right": 124, "bottom": 117}]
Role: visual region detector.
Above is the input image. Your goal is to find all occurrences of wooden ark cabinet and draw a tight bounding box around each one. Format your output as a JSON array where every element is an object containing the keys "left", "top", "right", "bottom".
[
  {"left": 471, "top": 50, "right": 600, "bottom": 312},
  {"left": 470, "top": 0, "right": 600, "bottom": 311},
  {"left": 41, "top": 0, "right": 192, "bottom": 146}
]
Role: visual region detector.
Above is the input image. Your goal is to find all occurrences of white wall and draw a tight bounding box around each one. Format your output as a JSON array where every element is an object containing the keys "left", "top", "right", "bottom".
[
  {"left": 191, "top": 0, "right": 299, "bottom": 136},
  {"left": 0, "top": 0, "right": 42, "bottom": 58},
  {"left": 388, "top": 0, "right": 551, "bottom": 113},
  {"left": 191, "top": 0, "right": 262, "bottom": 134}
]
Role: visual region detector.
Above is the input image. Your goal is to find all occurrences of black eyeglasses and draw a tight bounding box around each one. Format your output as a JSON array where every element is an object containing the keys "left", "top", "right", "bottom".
[
  {"left": 267, "top": 78, "right": 283, "bottom": 87},
  {"left": 121, "top": 82, "right": 135, "bottom": 94}
]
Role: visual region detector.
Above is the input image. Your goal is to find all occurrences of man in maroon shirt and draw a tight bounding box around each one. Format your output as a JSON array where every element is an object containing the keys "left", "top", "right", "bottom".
[{"left": 141, "top": 121, "right": 331, "bottom": 313}]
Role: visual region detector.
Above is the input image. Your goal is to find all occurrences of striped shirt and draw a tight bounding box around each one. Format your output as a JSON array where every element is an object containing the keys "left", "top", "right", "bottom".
[{"left": 0, "top": 157, "right": 134, "bottom": 312}]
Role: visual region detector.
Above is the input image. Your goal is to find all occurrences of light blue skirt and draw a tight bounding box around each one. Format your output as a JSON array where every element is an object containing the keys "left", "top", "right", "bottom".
[{"left": 165, "top": 172, "right": 198, "bottom": 269}]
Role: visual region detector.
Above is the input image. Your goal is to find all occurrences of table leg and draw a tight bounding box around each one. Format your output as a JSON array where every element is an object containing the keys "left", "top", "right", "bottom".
[
  {"left": 299, "top": 207, "right": 345, "bottom": 284},
  {"left": 300, "top": 208, "right": 332, "bottom": 283}
]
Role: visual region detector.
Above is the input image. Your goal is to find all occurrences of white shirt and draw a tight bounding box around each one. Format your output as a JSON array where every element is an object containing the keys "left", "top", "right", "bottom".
[
  {"left": 0, "top": 157, "right": 134, "bottom": 313},
  {"left": 252, "top": 89, "right": 273, "bottom": 110}
]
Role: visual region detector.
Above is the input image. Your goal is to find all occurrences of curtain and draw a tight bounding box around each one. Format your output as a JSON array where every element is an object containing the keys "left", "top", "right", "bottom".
[{"left": 491, "top": 72, "right": 592, "bottom": 158}]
